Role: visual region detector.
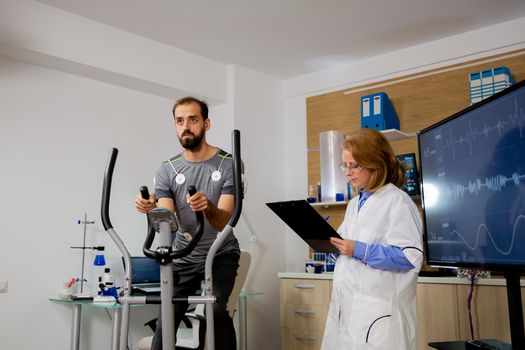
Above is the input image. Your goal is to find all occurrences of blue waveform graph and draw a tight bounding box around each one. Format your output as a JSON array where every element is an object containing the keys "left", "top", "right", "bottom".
[
  {"left": 423, "top": 96, "right": 525, "bottom": 160},
  {"left": 448, "top": 214, "right": 525, "bottom": 256},
  {"left": 446, "top": 172, "right": 525, "bottom": 198}
]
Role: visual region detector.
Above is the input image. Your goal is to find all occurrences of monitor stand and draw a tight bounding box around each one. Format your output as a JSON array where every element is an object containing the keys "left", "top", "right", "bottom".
[
  {"left": 428, "top": 339, "right": 511, "bottom": 350},
  {"left": 504, "top": 270, "right": 524, "bottom": 349}
]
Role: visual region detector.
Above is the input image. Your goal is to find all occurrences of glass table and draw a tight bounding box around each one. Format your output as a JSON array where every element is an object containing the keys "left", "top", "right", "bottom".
[
  {"left": 238, "top": 291, "right": 263, "bottom": 350},
  {"left": 49, "top": 297, "right": 127, "bottom": 350},
  {"left": 50, "top": 291, "right": 262, "bottom": 350}
]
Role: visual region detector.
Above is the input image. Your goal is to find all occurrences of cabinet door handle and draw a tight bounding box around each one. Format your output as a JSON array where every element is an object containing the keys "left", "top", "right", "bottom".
[
  {"left": 293, "top": 284, "right": 315, "bottom": 289},
  {"left": 294, "top": 332, "right": 316, "bottom": 341},
  {"left": 294, "top": 308, "right": 316, "bottom": 315}
]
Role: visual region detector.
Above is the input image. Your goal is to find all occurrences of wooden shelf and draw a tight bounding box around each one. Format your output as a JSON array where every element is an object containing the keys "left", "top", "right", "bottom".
[{"left": 310, "top": 201, "right": 348, "bottom": 208}]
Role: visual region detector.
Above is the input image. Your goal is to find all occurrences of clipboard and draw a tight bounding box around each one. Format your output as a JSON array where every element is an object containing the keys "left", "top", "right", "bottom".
[{"left": 266, "top": 200, "right": 342, "bottom": 253}]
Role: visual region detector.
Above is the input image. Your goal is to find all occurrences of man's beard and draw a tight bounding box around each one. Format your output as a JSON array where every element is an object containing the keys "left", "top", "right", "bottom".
[{"left": 178, "top": 129, "right": 205, "bottom": 150}]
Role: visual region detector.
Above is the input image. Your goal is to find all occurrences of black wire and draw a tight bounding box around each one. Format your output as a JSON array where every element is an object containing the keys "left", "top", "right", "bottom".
[
  {"left": 365, "top": 315, "right": 391, "bottom": 343},
  {"left": 467, "top": 271, "right": 476, "bottom": 340},
  {"left": 401, "top": 246, "right": 424, "bottom": 254}
]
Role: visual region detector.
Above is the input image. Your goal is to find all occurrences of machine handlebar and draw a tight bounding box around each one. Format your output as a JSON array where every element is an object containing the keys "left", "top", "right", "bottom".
[
  {"left": 101, "top": 148, "right": 118, "bottom": 231},
  {"left": 228, "top": 130, "right": 242, "bottom": 227},
  {"left": 141, "top": 185, "right": 204, "bottom": 261},
  {"left": 140, "top": 186, "right": 149, "bottom": 200}
]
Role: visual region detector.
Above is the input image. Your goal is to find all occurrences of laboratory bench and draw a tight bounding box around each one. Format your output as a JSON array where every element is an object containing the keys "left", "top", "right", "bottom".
[{"left": 278, "top": 272, "right": 525, "bottom": 350}]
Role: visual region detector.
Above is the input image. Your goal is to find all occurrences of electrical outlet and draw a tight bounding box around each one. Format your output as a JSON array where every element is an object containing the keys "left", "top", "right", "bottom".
[{"left": 0, "top": 279, "right": 8, "bottom": 293}]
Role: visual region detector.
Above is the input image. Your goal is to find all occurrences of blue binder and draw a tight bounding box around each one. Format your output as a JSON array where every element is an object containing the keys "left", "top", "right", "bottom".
[
  {"left": 361, "top": 92, "right": 400, "bottom": 130},
  {"left": 470, "top": 66, "right": 514, "bottom": 105}
]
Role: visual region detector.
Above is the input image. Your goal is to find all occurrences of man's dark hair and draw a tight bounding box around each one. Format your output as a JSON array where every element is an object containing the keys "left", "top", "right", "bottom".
[{"left": 172, "top": 96, "right": 209, "bottom": 120}]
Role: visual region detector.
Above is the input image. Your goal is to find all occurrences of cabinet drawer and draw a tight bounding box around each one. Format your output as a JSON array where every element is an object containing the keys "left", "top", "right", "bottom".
[
  {"left": 280, "top": 278, "right": 331, "bottom": 306},
  {"left": 280, "top": 304, "right": 328, "bottom": 331},
  {"left": 281, "top": 327, "right": 324, "bottom": 350}
]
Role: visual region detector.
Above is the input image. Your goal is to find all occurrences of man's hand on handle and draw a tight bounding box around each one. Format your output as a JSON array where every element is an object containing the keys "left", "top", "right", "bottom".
[
  {"left": 186, "top": 191, "right": 209, "bottom": 212},
  {"left": 135, "top": 193, "right": 156, "bottom": 213}
]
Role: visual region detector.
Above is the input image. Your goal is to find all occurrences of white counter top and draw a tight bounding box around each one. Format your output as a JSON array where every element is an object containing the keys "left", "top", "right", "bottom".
[
  {"left": 278, "top": 272, "right": 525, "bottom": 286},
  {"left": 417, "top": 276, "right": 525, "bottom": 286},
  {"left": 278, "top": 272, "right": 334, "bottom": 280}
]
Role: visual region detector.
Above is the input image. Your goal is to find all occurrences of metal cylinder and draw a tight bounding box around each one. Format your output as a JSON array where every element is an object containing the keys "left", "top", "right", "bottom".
[{"left": 320, "top": 130, "right": 346, "bottom": 203}]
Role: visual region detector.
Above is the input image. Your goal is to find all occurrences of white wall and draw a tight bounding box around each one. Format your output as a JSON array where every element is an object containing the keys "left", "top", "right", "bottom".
[
  {"left": 0, "top": 51, "right": 286, "bottom": 349},
  {"left": 0, "top": 19, "right": 284, "bottom": 349},
  {"left": 0, "top": 55, "right": 284, "bottom": 349},
  {"left": 281, "top": 17, "right": 525, "bottom": 272},
  {"left": 282, "top": 94, "right": 311, "bottom": 272},
  {"left": 0, "top": 55, "right": 186, "bottom": 349},
  {"left": 227, "top": 64, "right": 285, "bottom": 350},
  {"left": 0, "top": 2, "right": 285, "bottom": 349}
]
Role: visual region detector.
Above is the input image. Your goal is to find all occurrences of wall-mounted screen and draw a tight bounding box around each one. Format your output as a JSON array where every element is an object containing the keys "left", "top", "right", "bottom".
[
  {"left": 396, "top": 153, "right": 420, "bottom": 196},
  {"left": 418, "top": 79, "right": 525, "bottom": 270}
]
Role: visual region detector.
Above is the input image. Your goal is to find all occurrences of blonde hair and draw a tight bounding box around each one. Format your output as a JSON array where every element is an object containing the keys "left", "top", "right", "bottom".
[{"left": 342, "top": 128, "right": 404, "bottom": 192}]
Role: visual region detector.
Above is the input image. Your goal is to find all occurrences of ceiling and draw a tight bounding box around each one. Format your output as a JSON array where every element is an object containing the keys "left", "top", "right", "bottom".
[{"left": 37, "top": 0, "right": 525, "bottom": 80}]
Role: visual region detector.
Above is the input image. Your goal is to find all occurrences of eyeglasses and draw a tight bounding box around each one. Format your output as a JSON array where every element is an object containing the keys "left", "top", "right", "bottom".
[{"left": 339, "top": 162, "right": 362, "bottom": 172}]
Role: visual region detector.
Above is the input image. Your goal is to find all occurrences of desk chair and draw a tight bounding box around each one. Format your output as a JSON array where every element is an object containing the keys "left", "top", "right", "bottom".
[{"left": 137, "top": 250, "right": 252, "bottom": 350}]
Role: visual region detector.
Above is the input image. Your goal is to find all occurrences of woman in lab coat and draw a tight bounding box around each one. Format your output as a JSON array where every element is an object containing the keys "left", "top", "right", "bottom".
[{"left": 321, "top": 129, "right": 423, "bottom": 350}]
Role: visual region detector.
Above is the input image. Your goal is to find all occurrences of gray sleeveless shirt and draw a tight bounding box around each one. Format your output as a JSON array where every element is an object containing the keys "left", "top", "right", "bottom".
[{"left": 154, "top": 148, "right": 240, "bottom": 264}]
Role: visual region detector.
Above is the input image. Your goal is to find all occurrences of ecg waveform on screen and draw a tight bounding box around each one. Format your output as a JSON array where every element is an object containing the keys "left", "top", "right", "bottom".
[
  {"left": 448, "top": 214, "right": 525, "bottom": 255},
  {"left": 423, "top": 98, "right": 525, "bottom": 159},
  {"left": 446, "top": 172, "right": 525, "bottom": 198}
]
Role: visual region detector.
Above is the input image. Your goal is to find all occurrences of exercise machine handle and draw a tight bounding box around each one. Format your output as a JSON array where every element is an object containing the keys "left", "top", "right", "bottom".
[
  {"left": 187, "top": 185, "right": 197, "bottom": 197},
  {"left": 101, "top": 148, "right": 118, "bottom": 230},
  {"left": 170, "top": 185, "right": 205, "bottom": 259},
  {"left": 141, "top": 185, "right": 205, "bottom": 261},
  {"left": 227, "top": 129, "right": 243, "bottom": 227},
  {"left": 140, "top": 186, "right": 149, "bottom": 200},
  {"left": 140, "top": 186, "right": 156, "bottom": 256}
]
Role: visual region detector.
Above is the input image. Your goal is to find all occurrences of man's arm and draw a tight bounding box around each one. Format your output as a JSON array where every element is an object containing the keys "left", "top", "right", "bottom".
[
  {"left": 157, "top": 197, "right": 175, "bottom": 211},
  {"left": 187, "top": 192, "right": 234, "bottom": 231},
  {"left": 137, "top": 190, "right": 232, "bottom": 231}
]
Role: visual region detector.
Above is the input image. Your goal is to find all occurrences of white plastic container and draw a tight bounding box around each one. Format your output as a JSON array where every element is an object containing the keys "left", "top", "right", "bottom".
[{"left": 319, "top": 130, "right": 346, "bottom": 203}]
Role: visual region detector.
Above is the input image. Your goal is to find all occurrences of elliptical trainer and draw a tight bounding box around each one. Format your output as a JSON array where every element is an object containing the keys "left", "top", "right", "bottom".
[{"left": 100, "top": 130, "right": 243, "bottom": 350}]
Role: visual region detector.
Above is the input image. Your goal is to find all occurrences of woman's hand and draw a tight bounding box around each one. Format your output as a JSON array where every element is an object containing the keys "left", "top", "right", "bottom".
[{"left": 330, "top": 237, "right": 356, "bottom": 256}]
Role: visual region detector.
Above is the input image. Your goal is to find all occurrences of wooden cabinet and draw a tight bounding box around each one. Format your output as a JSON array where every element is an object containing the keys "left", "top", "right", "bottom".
[
  {"left": 280, "top": 274, "right": 525, "bottom": 350},
  {"left": 417, "top": 279, "right": 525, "bottom": 350},
  {"left": 416, "top": 282, "right": 462, "bottom": 349},
  {"left": 280, "top": 277, "right": 331, "bottom": 350}
]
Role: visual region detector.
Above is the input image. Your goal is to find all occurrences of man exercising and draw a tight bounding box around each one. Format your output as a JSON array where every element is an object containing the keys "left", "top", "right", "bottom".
[{"left": 135, "top": 96, "right": 240, "bottom": 350}]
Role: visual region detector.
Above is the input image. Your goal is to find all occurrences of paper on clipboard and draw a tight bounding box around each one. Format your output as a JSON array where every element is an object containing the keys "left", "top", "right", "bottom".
[{"left": 266, "top": 200, "right": 342, "bottom": 253}]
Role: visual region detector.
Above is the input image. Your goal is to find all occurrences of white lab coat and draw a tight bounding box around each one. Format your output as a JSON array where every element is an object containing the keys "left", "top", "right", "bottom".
[{"left": 321, "top": 183, "right": 423, "bottom": 350}]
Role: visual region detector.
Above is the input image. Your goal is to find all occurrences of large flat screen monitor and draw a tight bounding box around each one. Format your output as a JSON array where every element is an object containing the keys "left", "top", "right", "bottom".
[
  {"left": 418, "top": 80, "right": 525, "bottom": 271},
  {"left": 418, "top": 78, "right": 525, "bottom": 349}
]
